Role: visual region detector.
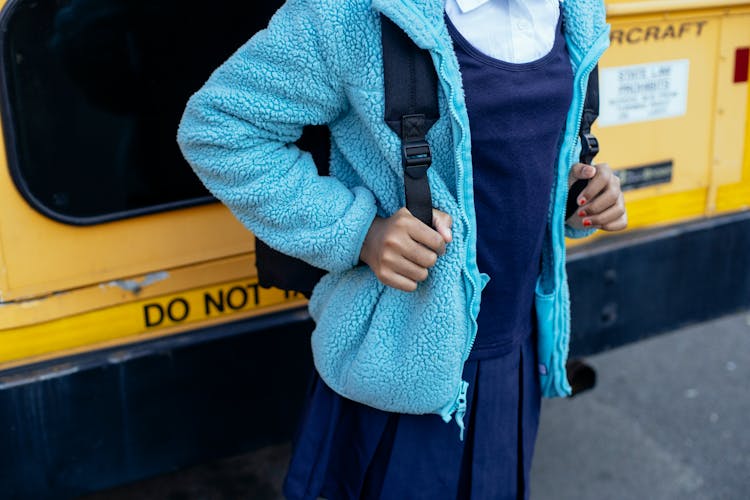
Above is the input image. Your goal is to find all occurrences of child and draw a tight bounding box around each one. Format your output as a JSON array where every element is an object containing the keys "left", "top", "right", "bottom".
[{"left": 178, "top": 0, "right": 626, "bottom": 498}]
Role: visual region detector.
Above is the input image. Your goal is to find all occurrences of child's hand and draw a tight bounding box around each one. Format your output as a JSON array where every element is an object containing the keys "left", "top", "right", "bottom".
[
  {"left": 566, "top": 163, "right": 628, "bottom": 232},
  {"left": 359, "top": 207, "right": 453, "bottom": 292}
]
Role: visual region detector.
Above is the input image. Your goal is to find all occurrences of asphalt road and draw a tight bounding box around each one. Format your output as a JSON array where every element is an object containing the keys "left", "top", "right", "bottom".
[
  {"left": 531, "top": 310, "right": 750, "bottom": 500},
  {"left": 83, "top": 310, "right": 750, "bottom": 500}
]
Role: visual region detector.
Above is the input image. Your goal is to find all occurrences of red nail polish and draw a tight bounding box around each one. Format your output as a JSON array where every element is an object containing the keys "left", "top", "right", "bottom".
[
  {"left": 579, "top": 198, "right": 587, "bottom": 206},
  {"left": 578, "top": 210, "right": 586, "bottom": 217},
  {"left": 583, "top": 219, "right": 592, "bottom": 227}
]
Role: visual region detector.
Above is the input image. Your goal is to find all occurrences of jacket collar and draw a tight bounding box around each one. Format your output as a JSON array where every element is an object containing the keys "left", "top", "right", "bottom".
[{"left": 370, "top": 0, "right": 446, "bottom": 50}]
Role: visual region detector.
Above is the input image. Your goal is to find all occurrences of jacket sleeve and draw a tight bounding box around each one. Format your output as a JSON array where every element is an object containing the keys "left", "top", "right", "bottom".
[
  {"left": 565, "top": 224, "right": 597, "bottom": 239},
  {"left": 177, "top": 0, "right": 378, "bottom": 274}
]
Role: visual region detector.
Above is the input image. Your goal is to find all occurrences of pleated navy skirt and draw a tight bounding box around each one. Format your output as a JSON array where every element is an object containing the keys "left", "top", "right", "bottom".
[{"left": 282, "top": 326, "right": 542, "bottom": 500}]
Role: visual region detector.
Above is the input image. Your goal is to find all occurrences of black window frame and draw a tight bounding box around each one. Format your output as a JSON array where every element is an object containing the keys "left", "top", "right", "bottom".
[{"left": 0, "top": 0, "right": 217, "bottom": 227}]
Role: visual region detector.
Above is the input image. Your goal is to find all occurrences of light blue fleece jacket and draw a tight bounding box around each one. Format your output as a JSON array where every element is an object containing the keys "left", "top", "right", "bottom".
[{"left": 177, "top": 0, "right": 610, "bottom": 432}]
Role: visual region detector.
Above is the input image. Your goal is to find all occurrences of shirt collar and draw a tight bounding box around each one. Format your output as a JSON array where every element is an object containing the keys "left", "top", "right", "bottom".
[
  {"left": 454, "top": 0, "right": 564, "bottom": 14},
  {"left": 454, "top": 0, "right": 490, "bottom": 13}
]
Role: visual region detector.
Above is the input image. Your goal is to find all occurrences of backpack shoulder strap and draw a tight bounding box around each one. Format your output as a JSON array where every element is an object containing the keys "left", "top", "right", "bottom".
[
  {"left": 579, "top": 65, "right": 600, "bottom": 165},
  {"left": 566, "top": 66, "right": 601, "bottom": 221},
  {"left": 380, "top": 14, "right": 439, "bottom": 228}
]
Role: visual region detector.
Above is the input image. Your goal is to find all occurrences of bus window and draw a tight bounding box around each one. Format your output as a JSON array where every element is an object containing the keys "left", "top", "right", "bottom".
[{"left": 0, "top": 0, "right": 284, "bottom": 224}]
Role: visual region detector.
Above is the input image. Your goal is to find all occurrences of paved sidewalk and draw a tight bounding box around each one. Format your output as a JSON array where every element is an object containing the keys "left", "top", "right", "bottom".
[
  {"left": 531, "top": 310, "right": 750, "bottom": 500},
  {"left": 83, "top": 310, "right": 750, "bottom": 500}
]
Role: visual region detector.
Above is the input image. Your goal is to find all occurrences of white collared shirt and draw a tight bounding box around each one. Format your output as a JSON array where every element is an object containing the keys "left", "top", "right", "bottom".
[{"left": 445, "top": 0, "right": 561, "bottom": 63}]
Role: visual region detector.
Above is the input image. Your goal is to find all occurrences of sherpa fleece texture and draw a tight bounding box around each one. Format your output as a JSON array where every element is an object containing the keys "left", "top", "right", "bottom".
[{"left": 177, "top": 0, "right": 611, "bottom": 423}]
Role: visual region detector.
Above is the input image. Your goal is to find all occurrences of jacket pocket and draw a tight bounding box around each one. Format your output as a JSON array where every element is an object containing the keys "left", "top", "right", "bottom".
[
  {"left": 309, "top": 243, "right": 468, "bottom": 416},
  {"left": 534, "top": 281, "right": 556, "bottom": 396}
]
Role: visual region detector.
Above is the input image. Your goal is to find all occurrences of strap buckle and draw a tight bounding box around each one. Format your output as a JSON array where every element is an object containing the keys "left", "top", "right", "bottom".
[
  {"left": 401, "top": 114, "right": 432, "bottom": 179},
  {"left": 580, "top": 133, "right": 600, "bottom": 165},
  {"left": 402, "top": 139, "right": 432, "bottom": 179}
]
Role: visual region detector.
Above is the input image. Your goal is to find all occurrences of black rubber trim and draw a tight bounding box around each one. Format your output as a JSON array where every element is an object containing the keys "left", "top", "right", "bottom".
[{"left": 567, "top": 210, "right": 750, "bottom": 357}]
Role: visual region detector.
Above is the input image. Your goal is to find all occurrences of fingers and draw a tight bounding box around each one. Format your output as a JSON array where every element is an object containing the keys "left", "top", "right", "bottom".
[
  {"left": 602, "top": 214, "right": 628, "bottom": 232},
  {"left": 405, "top": 208, "right": 451, "bottom": 256},
  {"left": 432, "top": 208, "right": 453, "bottom": 243},
  {"left": 577, "top": 184, "right": 618, "bottom": 217},
  {"left": 389, "top": 254, "right": 430, "bottom": 283},
  {"left": 368, "top": 207, "right": 453, "bottom": 292},
  {"left": 576, "top": 164, "right": 613, "bottom": 206},
  {"left": 567, "top": 163, "right": 628, "bottom": 232},
  {"left": 575, "top": 163, "right": 623, "bottom": 208},
  {"left": 379, "top": 270, "right": 420, "bottom": 293},
  {"left": 376, "top": 233, "right": 436, "bottom": 292},
  {"left": 584, "top": 196, "right": 627, "bottom": 229},
  {"left": 569, "top": 163, "right": 597, "bottom": 184},
  {"left": 401, "top": 237, "right": 440, "bottom": 268},
  {"left": 378, "top": 237, "right": 438, "bottom": 292}
]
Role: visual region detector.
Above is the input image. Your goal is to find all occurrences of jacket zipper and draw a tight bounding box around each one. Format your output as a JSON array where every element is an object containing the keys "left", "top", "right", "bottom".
[
  {"left": 546, "top": 32, "right": 609, "bottom": 396},
  {"left": 435, "top": 53, "right": 479, "bottom": 362},
  {"left": 431, "top": 49, "right": 481, "bottom": 433}
]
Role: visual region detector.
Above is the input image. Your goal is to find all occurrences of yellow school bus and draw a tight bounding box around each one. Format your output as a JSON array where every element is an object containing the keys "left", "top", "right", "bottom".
[
  {"left": 567, "top": 0, "right": 750, "bottom": 355},
  {"left": 0, "top": 0, "right": 748, "bottom": 497}
]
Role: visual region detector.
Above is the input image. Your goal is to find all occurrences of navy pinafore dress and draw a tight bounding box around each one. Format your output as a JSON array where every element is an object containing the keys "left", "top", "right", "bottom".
[{"left": 283, "top": 9, "right": 573, "bottom": 500}]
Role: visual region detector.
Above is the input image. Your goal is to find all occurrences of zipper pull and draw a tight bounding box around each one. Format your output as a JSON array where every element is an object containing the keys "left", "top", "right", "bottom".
[{"left": 454, "top": 380, "right": 469, "bottom": 441}]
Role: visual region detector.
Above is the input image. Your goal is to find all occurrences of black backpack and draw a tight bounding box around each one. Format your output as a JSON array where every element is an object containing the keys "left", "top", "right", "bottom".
[{"left": 254, "top": 14, "right": 599, "bottom": 298}]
